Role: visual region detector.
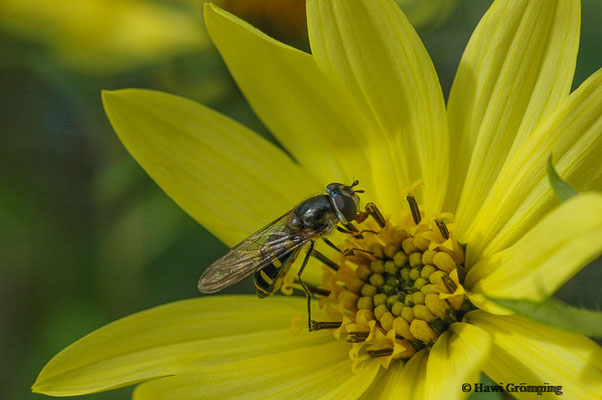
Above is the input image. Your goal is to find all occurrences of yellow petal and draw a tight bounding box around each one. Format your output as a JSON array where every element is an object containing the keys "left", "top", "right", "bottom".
[
  {"left": 204, "top": 3, "right": 375, "bottom": 197},
  {"left": 102, "top": 89, "right": 319, "bottom": 247},
  {"left": 132, "top": 342, "right": 380, "bottom": 400},
  {"left": 466, "top": 192, "right": 602, "bottom": 314},
  {"left": 425, "top": 322, "right": 491, "bottom": 400},
  {"left": 449, "top": 0, "right": 581, "bottom": 223},
  {"left": 361, "top": 349, "right": 428, "bottom": 400},
  {"left": 33, "top": 296, "right": 330, "bottom": 396},
  {"left": 467, "top": 311, "right": 602, "bottom": 399},
  {"left": 307, "top": 0, "right": 449, "bottom": 213},
  {"left": 463, "top": 69, "right": 602, "bottom": 263}
]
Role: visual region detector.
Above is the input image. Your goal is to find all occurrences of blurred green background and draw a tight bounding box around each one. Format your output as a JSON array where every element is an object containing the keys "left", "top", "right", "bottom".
[{"left": 1, "top": 1, "right": 600, "bottom": 399}]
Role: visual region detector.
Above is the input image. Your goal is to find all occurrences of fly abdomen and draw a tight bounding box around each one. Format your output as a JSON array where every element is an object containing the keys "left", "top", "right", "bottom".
[{"left": 254, "top": 247, "right": 301, "bottom": 298}]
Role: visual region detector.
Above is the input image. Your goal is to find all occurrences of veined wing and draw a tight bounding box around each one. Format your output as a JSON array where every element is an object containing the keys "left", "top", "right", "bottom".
[{"left": 197, "top": 210, "right": 315, "bottom": 293}]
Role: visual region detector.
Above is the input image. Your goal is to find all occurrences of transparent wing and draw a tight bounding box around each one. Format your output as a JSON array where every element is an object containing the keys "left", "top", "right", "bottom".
[{"left": 197, "top": 209, "right": 315, "bottom": 293}]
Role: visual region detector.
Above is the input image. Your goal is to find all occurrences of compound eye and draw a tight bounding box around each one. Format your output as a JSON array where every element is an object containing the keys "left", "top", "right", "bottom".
[
  {"left": 334, "top": 194, "right": 358, "bottom": 221},
  {"left": 326, "top": 183, "right": 343, "bottom": 194}
]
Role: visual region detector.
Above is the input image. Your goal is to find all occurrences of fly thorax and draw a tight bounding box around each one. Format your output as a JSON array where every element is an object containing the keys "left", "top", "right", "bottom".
[{"left": 294, "top": 195, "right": 339, "bottom": 230}]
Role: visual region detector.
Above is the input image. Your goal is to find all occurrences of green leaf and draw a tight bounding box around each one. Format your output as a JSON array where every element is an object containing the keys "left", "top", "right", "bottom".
[
  {"left": 547, "top": 154, "right": 578, "bottom": 202},
  {"left": 487, "top": 296, "right": 602, "bottom": 337}
]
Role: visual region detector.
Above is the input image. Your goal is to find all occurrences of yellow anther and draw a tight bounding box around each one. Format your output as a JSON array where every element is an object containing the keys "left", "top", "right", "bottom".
[
  {"left": 420, "top": 283, "right": 439, "bottom": 295},
  {"left": 433, "top": 251, "right": 456, "bottom": 273},
  {"left": 436, "top": 240, "right": 464, "bottom": 263},
  {"left": 440, "top": 274, "right": 457, "bottom": 294},
  {"left": 445, "top": 295, "right": 464, "bottom": 311},
  {"left": 413, "top": 304, "right": 435, "bottom": 321},
  {"left": 373, "top": 293, "right": 387, "bottom": 307},
  {"left": 384, "top": 260, "right": 399, "bottom": 275},
  {"left": 412, "top": 291, "right": 425, "bottom": 305},
  {"left": 393, "top": 251, "right": 408, "bottom": 267},
  {"left": 429, "top": 270, "right": 447, "bottom": 286},
  {"left": 383, "top": 243, "right": 398, "bottom": 258},
  {"left": 338, "top": 290, "right": 359, "bottom": 310},
  {"left": 406, "top": 194, "right": 422, "bottom": 225},
  {"left": 393, "top": 317, "right": 415, "bottom": 340},
  {"left": 438, "top": 269, "right": 466, "bottom": 310},
  {"left": 410, "top": 319, "right": 437, "bottom": 343},
  {"left": 391, "top": 228, "right": 410, "bottom": 245},
  {"left": 361, "top": 284, "right": 377, "bottom": 297},
  {"left": 347, "top": 278, "right": 364, "bottom": 294},
  {"left": 402, "top": 237, "right": 418, "bottom": 254},
  {"left": 409, "top": 252, "right": 423, "bottom": 268},
  {"left": 401, "top": 306, "right": 415, "bottom": 322},
  {"left": 370, "top": 259, "right": 385, "bottom": 273},
  {"left": 425, "top": 293, "right": 448, "bottom": 318},
  {"left": 369, "top": 243, "right": 384, "bottom": 259},
  {"left": 357, "top": 296, "right": 373, "bottom": 310},
  {"left": 414, "top": 277, "right": 428, "bottom": 289},
  {"left": 413, "top": 234, "right": 430, "bottom": 251},
  {"left": 391, "top": 301, "right": 404, "bottom": 316},
  {"left": 356, "top": 309, "right": 375, "bottom": 322},
  {"left": 421, "top": 264, "right": 437, "bottom": 279},
  {"left": 387, "top": 295, "right": 400, "bottom": 309},
  {"left": 336, "top": 264, "right": 356, "bottom": 282},
  {"left": 380, "top": 312, "right": 395, "bottom": 331},
  {"left": 356, "top": 265, "right": 372, "bottom": 281},
  {"left": 434, "top": 218, "right": 450, "bottom": 239},
  {"left": 374, "top": 304, "right": 389, "bottom": 320},
  {"left": 369, "top": 273, "right": 385, "bottom": 287},
  {"left": 422, "top": 249, "right": 437, "bottom": 265}
]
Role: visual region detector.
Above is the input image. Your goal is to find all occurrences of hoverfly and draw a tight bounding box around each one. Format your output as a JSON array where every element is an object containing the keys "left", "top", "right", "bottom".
[{"left": 198, "top": 180, "right": 381, "bottom": 330}]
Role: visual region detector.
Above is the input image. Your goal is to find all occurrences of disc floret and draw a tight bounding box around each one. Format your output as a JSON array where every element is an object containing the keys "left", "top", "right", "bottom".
[{"left": 322, "top": 198, "right": 475, "bottom": 368}]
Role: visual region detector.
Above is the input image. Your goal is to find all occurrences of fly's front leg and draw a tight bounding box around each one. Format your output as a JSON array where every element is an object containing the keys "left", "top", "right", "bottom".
[
  {"left": 336, "top": 226, "right": 379, "bottom": 238},
  {"left": 297, "top": 241, "right": 341, "bottom": 331},
  {"left": 322, "top": 237, "right": 372, "bottom": 258}
]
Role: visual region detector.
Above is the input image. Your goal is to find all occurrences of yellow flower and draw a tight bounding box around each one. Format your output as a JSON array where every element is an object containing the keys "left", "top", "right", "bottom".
[
  {"left": 34, "top": 0, "right": 602, "bottom": 399},
  {"left": 0, "top": 0, "right": 208, "bottom": 73}
]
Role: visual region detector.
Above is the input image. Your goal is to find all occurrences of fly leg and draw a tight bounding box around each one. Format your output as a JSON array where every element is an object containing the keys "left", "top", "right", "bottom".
[
  {"left": 322, "top": 237, "right": 344, "bottom": 253},
  {"left": 322, "top": 237, "right": 371, "bottom": 258},
  {"left": 297, "top": 241, "right": 341, "bottom": 331},
  {"left": 336, "top": 226, "right": 379, "bottom": 238}
]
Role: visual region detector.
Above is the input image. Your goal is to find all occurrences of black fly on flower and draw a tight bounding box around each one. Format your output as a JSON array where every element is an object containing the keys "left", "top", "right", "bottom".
[{"left": 198, "top": 180, "right": 385, "bottom": 330}]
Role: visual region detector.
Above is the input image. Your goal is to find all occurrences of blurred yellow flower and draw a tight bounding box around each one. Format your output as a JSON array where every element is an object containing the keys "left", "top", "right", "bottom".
[
  {"left": 0, "top": 0, "right": 208, "bottom": 73},
  {"left": 34, "top": 0, "right": 602, "bottom": 399}
]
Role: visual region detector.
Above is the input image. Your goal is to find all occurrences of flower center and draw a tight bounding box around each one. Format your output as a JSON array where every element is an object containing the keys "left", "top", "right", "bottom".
[{"left": 313, "top": 192, "right": 476, "bottom": 369}]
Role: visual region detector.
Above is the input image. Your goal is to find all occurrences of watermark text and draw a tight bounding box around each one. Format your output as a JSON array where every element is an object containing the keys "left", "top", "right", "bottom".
[{"left": 461, "top": 382, "right": 563, "bottom": 396}]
